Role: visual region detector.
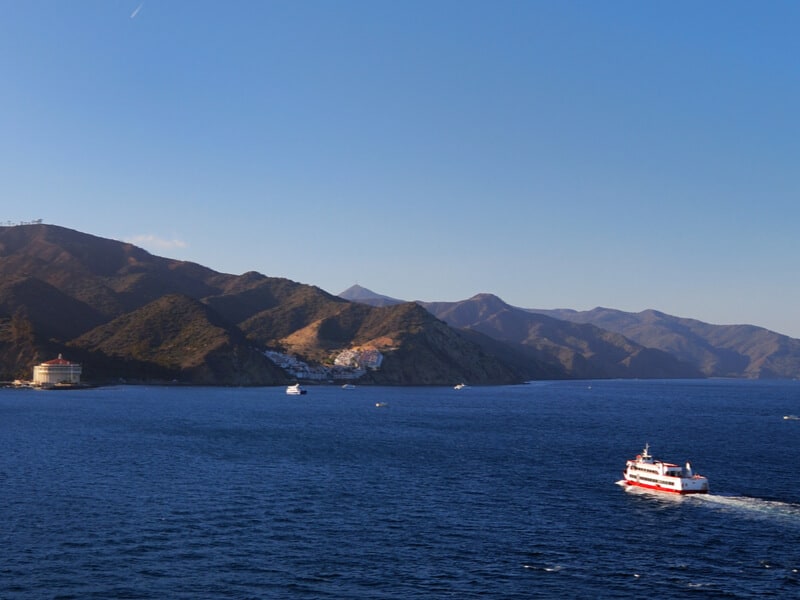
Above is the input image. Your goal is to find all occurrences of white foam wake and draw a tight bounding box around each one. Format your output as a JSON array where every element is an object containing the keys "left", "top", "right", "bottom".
[
  {"left": 618, "top": 481, "right": 800, "bottom": 520},
  {"left": 694, "top": 493, "right": 800, "bottom": 523}
]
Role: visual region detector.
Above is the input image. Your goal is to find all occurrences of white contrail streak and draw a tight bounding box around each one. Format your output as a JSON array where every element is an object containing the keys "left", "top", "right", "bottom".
[{"left": 130, "top": 3, "right": 143, "bottom": 19}]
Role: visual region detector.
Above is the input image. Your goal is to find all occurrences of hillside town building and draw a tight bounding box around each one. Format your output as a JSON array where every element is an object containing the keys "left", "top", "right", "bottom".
[
  {"left": 333, "top": 348, "right": 384, "bottom": 369},
  {"left": 32, "top": 354, "right": 82, "bottom": 387},
  {"left": 264, "top": 347, "right": 383, "bottom": 381}
]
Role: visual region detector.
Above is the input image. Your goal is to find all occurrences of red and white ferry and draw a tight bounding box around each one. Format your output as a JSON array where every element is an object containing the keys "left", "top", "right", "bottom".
[{"left": 623, "top": 443, "right": 709, "bottom": 494}]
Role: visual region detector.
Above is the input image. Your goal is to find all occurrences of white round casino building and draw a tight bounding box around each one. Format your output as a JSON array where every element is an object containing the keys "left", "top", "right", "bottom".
[{"left": 32, "top": 354, "right": 82, "bottom": 387}]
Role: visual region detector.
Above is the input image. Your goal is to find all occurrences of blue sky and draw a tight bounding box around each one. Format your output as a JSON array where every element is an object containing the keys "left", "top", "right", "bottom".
[{"left": 3, "top": 1, "right": 799, "bottom": 336}]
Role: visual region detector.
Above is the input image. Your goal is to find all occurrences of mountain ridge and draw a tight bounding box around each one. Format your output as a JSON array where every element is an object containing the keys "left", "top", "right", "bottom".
[
  {"left": 530, "top": 306, "right": 800, "bottom": 378},
  {"left": 341, "top": 286, "right": 800, "bottom": 379},
  {"left": 2, "top": 224, "right": 795, "bottom": 384},
  {"left": 420, "top": 294, "right": 700, "bottom": 379},
  {"left": 0, "top": 225, "right": 525, "bottom": 385}
]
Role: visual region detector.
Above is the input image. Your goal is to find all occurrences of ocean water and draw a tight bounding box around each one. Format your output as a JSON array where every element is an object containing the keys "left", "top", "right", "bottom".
[{"left": 1, "top": 380, "right": 799, "bottom": 599}]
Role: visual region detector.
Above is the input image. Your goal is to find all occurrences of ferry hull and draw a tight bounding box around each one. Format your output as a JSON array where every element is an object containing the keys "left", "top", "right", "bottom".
[{"left": 623, "top": 479, "right": 708, "bottom": 495}]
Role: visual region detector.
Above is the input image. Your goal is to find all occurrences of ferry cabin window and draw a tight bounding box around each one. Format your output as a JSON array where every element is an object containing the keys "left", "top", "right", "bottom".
[{"left": 639, "top": 476, "right": 673, "bottom": 485}]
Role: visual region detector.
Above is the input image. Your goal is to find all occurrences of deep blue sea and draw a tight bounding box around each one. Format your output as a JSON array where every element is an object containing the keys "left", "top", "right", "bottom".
[{"left": 2, "top": 380, "right": 800, "bottom": 599}]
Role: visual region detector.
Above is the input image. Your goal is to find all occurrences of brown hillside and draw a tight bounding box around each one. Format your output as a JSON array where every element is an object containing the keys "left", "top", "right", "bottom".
[
  {"left": 71, "top": 294, "right": 284, "bottom": 385},
  {"left": 533, "top": 307, "right": 800, "bottom": 379},
  {"left": 353, "top": 303, "right": 522, "bottom": 385},
  {"left": 0, "top": 224, "right": 527, "bottom": 385},
  {"left": 423, "top": 294, "right": 700, "bottom": 379}
]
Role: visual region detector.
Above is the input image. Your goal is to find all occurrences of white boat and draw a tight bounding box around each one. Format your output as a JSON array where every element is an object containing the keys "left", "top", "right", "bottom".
[
  {"left": 454, "top": 383, "right": 468, "bottom": 390},
  {"left": 783, "top": 415, "right": 800, "bottom": 421},
  {"left": 341, "top": 384, "right": 356, "bottom": 390},
  {"left": 622, "top": 443, "right": 709, "bottom": 494},
  {"left": 286, "top": 383, "right": 307, "bottom": 395},
  {"left": 375, "top": 402, "right": 388, "bottom": 408}
]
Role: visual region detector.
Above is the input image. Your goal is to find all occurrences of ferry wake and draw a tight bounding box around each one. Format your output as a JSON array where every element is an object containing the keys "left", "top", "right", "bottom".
[{"left": 623, "top": 443, "right": 709, "bottom": 494}]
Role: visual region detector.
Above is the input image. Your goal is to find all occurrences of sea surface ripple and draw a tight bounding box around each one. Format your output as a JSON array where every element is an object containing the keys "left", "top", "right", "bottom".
[{"left": 2, "top": 380, "right": 799, "bottom": 598}]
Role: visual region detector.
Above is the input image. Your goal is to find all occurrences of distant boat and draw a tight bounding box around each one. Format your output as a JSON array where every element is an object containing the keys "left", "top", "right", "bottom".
[
  {"left": 286, "top": 383, "right": 307, "bottom": 395},
  {"left": 454, "top": 383, "right": 469, "bottom": 390},
  {"left": 375, "top": 402, "right": 388, "bottom": 408},
  {"left": 783, "top": 415, "right": 800, "bottom": 421},
  {"left": 341, "top": 384, "right": 356, "bottom": 390}
]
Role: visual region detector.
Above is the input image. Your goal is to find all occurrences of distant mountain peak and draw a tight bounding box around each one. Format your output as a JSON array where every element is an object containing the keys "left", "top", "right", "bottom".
[
  {"left": 468, "top": 293, "right": 510, "bottom": 308},
  {"left": 338, "top": 285, "right": 404, "bottom": 307},
  {"left": 340, "top": 284, "right": 373, "bottom": 295}
]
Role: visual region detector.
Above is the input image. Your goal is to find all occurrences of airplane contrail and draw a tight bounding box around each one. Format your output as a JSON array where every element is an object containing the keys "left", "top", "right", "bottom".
[{"left": 130, "top": 3, "right": 143, "bottom": 19}]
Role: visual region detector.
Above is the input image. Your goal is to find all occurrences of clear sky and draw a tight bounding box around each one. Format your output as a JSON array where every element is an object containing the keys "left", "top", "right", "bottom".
[{"left": 3, "top": 1, "right": 799, "bottom": 336}]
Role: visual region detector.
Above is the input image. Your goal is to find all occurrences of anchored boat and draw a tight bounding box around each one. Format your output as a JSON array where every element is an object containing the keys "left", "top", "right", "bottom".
[{"left": 623, "top": 443, "right": 709, "bottom": 494}]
